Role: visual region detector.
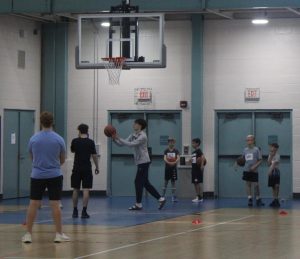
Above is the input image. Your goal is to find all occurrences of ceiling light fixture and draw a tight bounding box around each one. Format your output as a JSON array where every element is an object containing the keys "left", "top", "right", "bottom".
[
  {"left": 101, "top": 22, "right": 110, "bottom": 27},
  {"left": 252, "top": 19, "right": 269, "bottom": 25}
]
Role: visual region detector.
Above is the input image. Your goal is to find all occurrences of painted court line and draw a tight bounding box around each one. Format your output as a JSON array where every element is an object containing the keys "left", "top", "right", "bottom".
[{"left": 74, "top": 214, "right": 253, "bottom": 259}]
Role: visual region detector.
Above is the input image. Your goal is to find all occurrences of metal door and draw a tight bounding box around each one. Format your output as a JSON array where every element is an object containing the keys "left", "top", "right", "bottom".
[
  {"left": 110, "top": 113, "right": 144, "bottom": 196},
  {"left": 3, "top": 110, "right": 34, "bottom": 198},
  {"left": 147, "top": 113, "right": 181, "bottom": 196},
  {"left": 217, "top": 113, "right": 253, "bottom": 198}
]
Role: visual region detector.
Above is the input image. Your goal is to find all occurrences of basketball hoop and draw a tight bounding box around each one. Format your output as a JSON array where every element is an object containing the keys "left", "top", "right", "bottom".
[{"left": 101, "top": 57, "right": 126, "bottom": 85}]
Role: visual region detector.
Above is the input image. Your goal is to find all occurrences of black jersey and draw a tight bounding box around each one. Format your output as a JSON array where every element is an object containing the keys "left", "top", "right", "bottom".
[
  {"left": 71, "top": 137, "right": 97, "bottom": 171},
  {"left": 192, "top": 148, "right": 203, "bottom": 172},
  {"left": 164, "top": 148, "right": 179, "bottom": 168}
]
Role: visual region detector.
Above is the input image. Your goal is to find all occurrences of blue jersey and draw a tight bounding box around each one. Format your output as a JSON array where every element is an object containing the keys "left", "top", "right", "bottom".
[{"left": 28, "top": 130, "right": 66, "bottom": 179}]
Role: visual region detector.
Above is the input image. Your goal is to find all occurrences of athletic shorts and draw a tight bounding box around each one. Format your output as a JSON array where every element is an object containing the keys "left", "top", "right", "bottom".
[
  {"left": 30, "top": 175, "right": 63, "bottom": 200},
  {"left": 165, "top": 167, "right": 177, "bottom": 181},
  {"left": 71, "top": 170, "right": 93, "bottom": 189},
  {"left": 268, "top": 169, "right": 280, "bottom": 187},
  {"left": 242, "top": 171, "right": 258, "bottom": 183},
  {"left": 192, "top": 170, "right": 203, "bottom": 184}
]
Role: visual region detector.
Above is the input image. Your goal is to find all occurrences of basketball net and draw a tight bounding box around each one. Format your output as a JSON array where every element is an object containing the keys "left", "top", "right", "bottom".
[{"left": 101, "top": 57, "right": 126, "bottom": 85}]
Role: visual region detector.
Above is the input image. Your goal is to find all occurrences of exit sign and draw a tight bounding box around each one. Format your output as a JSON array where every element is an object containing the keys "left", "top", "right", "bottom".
[{"left": 245, "top": 88, "right": 260, "bottom": 102}]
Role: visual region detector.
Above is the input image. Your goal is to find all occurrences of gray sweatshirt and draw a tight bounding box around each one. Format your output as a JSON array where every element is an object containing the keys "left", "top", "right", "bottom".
[{"left": 114, "top": 130, "right": 150, "bottom": 165}]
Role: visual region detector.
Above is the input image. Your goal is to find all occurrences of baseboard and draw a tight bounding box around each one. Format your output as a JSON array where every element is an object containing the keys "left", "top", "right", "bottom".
[
  {"left": 203, "top": 192, "right": 215, "bottom": 199},
  {"left": 61, "top": 190, "right": 107, "bottom": 197},
  {"left": 293, "top": 193, "right": 300, "bottom": 199}
]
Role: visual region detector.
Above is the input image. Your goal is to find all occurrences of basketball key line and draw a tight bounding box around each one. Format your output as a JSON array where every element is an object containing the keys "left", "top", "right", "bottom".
[{"left": 74, "top": 214, "right": 254, "bottom": 259}]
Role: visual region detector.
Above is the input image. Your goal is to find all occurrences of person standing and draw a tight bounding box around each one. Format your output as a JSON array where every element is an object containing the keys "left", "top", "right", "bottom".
[
  {"left": 112, "top": 118, "right": 166, "bottom": 210},
  {"left": 267, "top": 143, "right": 281, "bottom": 207},
  {"left": 71, "top": 124, "right": 99, "bottom": 218},
  {"left": 191, "top": 138, "right": 206, "bottom": 203},
  {"left": 242, "top": 135, "right": 264, "bottom": 207},
  {"left": 162, "top": 137, "right": 180, "bottom": 202},
  {"left": 22, "top": 111, "right": 70, "bottom": 243}
]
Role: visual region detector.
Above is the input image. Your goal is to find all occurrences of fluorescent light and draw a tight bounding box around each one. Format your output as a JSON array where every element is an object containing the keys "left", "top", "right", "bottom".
[
  {"left": 252, "top": 19, "right": 269, "bottom": 25},
  {"left": 101, "top": 22, "right": 110, "bottom": 27}
]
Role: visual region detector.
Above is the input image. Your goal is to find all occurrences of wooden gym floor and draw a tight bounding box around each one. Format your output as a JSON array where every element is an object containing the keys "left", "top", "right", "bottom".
[{"left": 1, "top": 197, "right": 300, "bottom": 259}]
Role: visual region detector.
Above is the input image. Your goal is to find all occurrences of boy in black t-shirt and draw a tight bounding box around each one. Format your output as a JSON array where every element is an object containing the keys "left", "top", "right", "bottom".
[
  {"left": 162, "top": 137, "right": 180, "bottom": 202},
  {"left": 191, "top": 138, "right": 206, "bottom": 203},
  {"left": 71, "top": 124, "right": 99, "bottom": 218}
]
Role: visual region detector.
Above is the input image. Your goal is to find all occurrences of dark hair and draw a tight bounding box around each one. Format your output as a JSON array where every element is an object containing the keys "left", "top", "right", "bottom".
[
  {"left": 192, "top": 138, "right": 201, "bottom": 145},
  {"left": 78, "top": 124, "right": 89, "bottom": 134},
  {"left": 40, "top": 111, "right": 54, "bottom": 128},
  {"left": 271, "top": 143, "right": 279, "bottom": 149},
  {"left": 134, "top": 118, "right": 147, "bottom": 130}
]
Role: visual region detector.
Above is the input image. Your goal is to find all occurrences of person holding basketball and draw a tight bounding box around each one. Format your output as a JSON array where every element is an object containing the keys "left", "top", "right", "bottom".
[
  {"left": 162, "top": 137, "right": 180, "bottom": 202},
  {"left": 111, "top": 119, "right": 166, "bottom": 210},
  {"left": 191, "top": 138, "right": 206, "bottom": 203},
  {"left": 71, "top": 124, "right": 99, "bottom": 218},
  {"left": 22, "top": 111, "right": 69, "bottom": 243},
  {"left": 242, "top": 135, "right": 264, "bottom": 207}
]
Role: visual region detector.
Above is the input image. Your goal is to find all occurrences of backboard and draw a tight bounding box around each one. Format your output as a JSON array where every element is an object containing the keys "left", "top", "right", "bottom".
[{"left": 76, "top": 13, "right": 166, "bottom": 69}]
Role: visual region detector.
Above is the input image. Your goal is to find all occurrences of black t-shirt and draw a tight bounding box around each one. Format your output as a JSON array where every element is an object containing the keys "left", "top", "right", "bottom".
[
  {"left": 71, "top": 137, "right": 97, "bottom": 171},
  {"left": 192, "top": 148, "right": 203, "bottom": 172},
  {"left": 164, "top": 148, "right": 180, "bottom": 168}
]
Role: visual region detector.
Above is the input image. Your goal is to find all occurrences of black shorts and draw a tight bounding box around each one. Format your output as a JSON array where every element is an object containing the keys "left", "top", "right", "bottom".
[
  {"left": 165, "top": 167, "right": 177, "bottom": 181},
  {"left": 268, "top": 169, "right": 280, "bottom": 187},
  {"left": 30, "top": 175, "right": 63, "bottom": 200},
  {"left": 71, "top": 170, "right": 93, "bottom": 189},
  {"left": 242, "top": 171, "right": 258, "bottom": 183},
  {"left": 192, "top": 170, "right": 203, "bottom": 184}
]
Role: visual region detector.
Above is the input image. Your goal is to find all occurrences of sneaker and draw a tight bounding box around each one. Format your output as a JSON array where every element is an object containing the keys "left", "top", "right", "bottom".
[
  {"left": 274, "top": 199, "right": 280, "bottom": 208},
  {"left": 72, "top": 208, "right": 78, "bottom": 218},
  {"left": 128, "top": 205, "right": 143, "bottom": 211},
  {"left": 256, "top": 198, "right": 265, "bottom": 207},
  {"left": 54, "top": 233, "right": 70, "bottom": 243},
  {"left": 158, "top": 197, "right": 166, "bottom": 210},
  {"left": 192, "top": 197, "right": 203, "bottom": 203},
  {"left": 171, "top": 196, "right": 178, "bottom": 202},
  {"left": 22, "top": 232, "right": 32, "bottom": 244},
  {"left": 269, "top": 200, "right": 276, "bottom": 207},
  {"left": 59, "top": 203, "right": 63, "bottom": 209},
  {"left": 81, "top": 211, "right": 90, "bottom": 218},
  {"left": 248, "top": 198, "right": 253, "bottom": 207}
]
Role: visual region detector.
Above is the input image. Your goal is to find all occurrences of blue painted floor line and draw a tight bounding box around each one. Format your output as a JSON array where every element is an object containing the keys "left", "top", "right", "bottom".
[{"left": 0, "top": 196, "right": 299, "bottom": 227}]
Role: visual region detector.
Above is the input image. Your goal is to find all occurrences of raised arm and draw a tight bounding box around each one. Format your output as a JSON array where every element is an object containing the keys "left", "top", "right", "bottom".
[{"left": 118, "top": 134, "right": 146, "bottom": 147}]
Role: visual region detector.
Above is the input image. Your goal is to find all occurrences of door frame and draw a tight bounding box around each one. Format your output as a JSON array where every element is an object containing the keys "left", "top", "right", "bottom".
[
  {"left": 107, "top": 110, "right": 182, "bottom": 196},
  {"left": 215, "top": 109, "right": 293, "bottom": 198},
  {"left": 2, "top": 109, "right": 35, "bottom": 199}
]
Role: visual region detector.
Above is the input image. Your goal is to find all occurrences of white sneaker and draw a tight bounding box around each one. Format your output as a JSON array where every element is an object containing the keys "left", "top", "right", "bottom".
[
  {"left": 59, "top": 202, "right": 63, "bottom": 209},
  {"left": 192, "top": 197, "right": 203, "bottom": 203},
  {"left": 54, "top": 233, "right": 70, "bottom": 243},
  {"left": 22, "top": 232, "right": 32, "bottom": 243}
]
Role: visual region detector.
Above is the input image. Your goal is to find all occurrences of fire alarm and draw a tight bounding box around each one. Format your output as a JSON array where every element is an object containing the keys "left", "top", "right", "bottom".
[{"left": 180, "top": 101, "right": 188, "bottom": 108}]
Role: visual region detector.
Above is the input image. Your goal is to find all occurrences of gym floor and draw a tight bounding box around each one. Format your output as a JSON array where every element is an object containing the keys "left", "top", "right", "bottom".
[{"left": 1, "top": 196, "right": 300, "bottom": 259}]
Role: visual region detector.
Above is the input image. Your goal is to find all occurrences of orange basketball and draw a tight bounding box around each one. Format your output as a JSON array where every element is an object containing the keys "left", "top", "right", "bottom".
[
  {"left": 104, "top": 125, "right": 116, "bottom": 137},
  {"left": 167, "top": 157, "right": 176, "bottom": 163},
  {"left": 196, "top": 156, "right": 207, "bottom": 167},
  {"left": 236, "top": 156, "right": 246, "bottom": 167}
]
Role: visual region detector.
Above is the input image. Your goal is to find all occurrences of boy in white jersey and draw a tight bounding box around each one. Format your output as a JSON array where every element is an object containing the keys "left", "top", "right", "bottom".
[{"left": 242, "top": 135, "right": 264, "bottom": 207}]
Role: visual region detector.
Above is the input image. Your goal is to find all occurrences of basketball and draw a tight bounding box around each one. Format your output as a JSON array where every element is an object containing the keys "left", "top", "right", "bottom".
[
  {"left": 236, "top": 156, "right": 246, "bottom": 167},
  {"left": 104, "top": 125, "right": 116, "bottom": 137},
  {"left": 167, "top": 157, "right": 177, "bottom": 163},
  {"left": 196, "top": 156, "right": 207, "bottom": 167}
]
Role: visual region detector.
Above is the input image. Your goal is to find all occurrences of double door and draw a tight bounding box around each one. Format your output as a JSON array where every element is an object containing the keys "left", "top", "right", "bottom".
[
  {"left": 3, "top": 110, "right": 35, "bottom": 198},
  {"left": 217, "top": 111, "right": 292, "bottom": 198},
  {"left": 109, "top": 111, "right": 181, "bottom": 196}
]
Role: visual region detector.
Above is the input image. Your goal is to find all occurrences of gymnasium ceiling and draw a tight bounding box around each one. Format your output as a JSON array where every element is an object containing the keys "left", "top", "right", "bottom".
[{"left": 1, "top": 0, "right": 300, "bottom": 22}]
